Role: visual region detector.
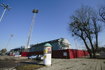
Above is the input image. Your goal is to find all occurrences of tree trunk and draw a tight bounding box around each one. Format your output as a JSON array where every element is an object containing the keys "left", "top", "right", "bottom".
[
  {"left": 88, "top": 36, "right": 96, "bottom": 58},
  {"left": 82, "top": 37, "right": 92, "bottom": 58},
  {"left": 95, "top": 33, "right": 98, "bottom": 52},
  {"left": 93, "top": 18, "right": 99, "bottom": 53}
]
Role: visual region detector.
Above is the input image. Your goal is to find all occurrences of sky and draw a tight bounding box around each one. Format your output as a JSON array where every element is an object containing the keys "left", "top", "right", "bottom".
[{"left": 0, "top": 0, "right": 105, "bottom": 51}]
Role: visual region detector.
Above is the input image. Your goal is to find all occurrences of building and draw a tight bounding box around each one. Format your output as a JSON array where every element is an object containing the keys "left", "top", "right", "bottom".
[
  {"left": 21, "top": 38, "right": 89, "bottom": 59},
  {"left": 30, "top": 38, "right": 70, "bottom": 52}
]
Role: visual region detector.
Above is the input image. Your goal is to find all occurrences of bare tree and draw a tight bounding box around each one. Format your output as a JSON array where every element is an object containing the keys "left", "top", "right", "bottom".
[
  {"left": 69, "top": 6, "right": 102, "bottom": 58},
  {"left": 1, "top": 48, "right": 7, "bottom": 55},
  {"left": 99, "top": 6, "right": 105, "bottom": 22}
]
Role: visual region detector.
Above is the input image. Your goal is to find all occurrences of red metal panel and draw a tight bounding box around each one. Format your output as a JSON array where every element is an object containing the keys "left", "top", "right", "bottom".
[
  {"left": 68, "top": 49, "right": 89, "bottom": 59},
  {"left": 21, "top": 51, "right": 43, "bottom": 57},
  {"left": 21, "top": 49, "right": 89, "bottom": 59},
  {"left": 21, "top": 52, "right": 28, "bottom": 57},
  {"left": 52, "top": 50, "right": 68, "bottom": 59}
]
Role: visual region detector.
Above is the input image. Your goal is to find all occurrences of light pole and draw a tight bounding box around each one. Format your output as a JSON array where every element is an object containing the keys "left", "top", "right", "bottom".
[
  {"left": 26, "top": 9, "right": 38, "bottom": 49},
  {"left": 0, "top": 3, "right": 10, "bottom": 23},
  {"left": 6, "top": 34, "right": 13, "bottom": 51}
]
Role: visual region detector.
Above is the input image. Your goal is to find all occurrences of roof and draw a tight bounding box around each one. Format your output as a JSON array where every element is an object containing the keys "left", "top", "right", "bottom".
[
  {"left": 31, "top": 38, "right": 64, "bottom": 47},
  {"left": 44, "top": 43, "right": 52, "bottom": 47}
]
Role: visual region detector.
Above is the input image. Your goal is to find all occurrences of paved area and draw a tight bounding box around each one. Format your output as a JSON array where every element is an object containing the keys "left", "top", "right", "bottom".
[
  {"left": 37, "top": 58, "right": 105, "bottom": 70},
  {"left": 0, "top": 56, "right": 105, "bottom": 70}
]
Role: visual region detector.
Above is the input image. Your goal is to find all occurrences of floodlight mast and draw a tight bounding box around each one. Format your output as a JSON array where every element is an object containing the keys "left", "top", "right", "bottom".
[
  {"left": 26, "top": 9, "right": 38, "bottom": 49},
  {"left": 0, "top": 3, "right": 11, "bottom": 23},
  {"left": 6, "top": 34, "right": 13, "bottom": 51}
]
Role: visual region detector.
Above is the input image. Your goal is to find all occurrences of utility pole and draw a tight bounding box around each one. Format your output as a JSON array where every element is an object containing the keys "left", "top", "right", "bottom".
[
  {"left": 0, "top": 3, "right": 10, "bottom": 23},
  {"left": 26, "top": 9, "right": 38, "bottom": 49}
]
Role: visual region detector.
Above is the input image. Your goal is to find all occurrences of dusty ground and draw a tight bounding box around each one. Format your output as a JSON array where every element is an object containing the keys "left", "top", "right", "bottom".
[
  {"left": 37, "top": 58, "right": 105, "bottom": 70},
  {"left": 0, "top": 56, "right": 105, "bottom": 70},
  {"left": 0, "top": 56, "right": 43, "bottom": 70}
]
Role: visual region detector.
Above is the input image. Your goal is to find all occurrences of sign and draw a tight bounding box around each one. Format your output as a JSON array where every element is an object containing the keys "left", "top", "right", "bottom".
[
  {"left": 44, "top": 47, "right": 51, "bottom": 54},
  {"left": 63, "top": 52, "right": 67, "bottom": 56}
]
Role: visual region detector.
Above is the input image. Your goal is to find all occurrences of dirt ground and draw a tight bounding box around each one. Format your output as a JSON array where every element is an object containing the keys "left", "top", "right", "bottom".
[
  {"left": 0, "top": 56, "right": 105, "bottom": 70},
  {"left": 37, "top": 58, "right": 105, "bottom": 70},
  {"left": 0, "top": 56, "right": 43, "bottom": 70}
]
